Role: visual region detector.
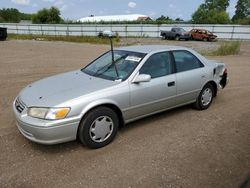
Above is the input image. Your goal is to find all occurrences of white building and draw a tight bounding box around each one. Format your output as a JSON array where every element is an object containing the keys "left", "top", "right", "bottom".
[{"left": 78, "top": 14, "right": 151, "bottom": 22}]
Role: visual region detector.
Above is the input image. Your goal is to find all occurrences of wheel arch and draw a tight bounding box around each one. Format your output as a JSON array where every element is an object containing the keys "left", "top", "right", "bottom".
[
  {"left": 161, "top": 33, "right": 166, "bottom": 39},
  {"left": 78, "top": 100, "right": 125, "bottom": 131},
  {"left": 204, "top": 80, "right": 217, "bottom": 97}
]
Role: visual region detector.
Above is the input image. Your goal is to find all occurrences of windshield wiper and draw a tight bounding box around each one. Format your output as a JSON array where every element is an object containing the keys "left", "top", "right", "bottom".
[
  {"left": 93, "top": 55, "right": 127, "bottom": 77},
  {"left": 93, "top": 63, "right": 114, "bottom": 76}
]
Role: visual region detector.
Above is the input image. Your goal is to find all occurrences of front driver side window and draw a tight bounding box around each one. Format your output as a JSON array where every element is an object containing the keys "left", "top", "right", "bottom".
[{"left": 140, "top": 52, "right": 171, "bottom": 79}]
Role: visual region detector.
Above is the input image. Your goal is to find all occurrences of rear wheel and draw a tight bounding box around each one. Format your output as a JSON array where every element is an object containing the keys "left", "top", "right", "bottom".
[
  {"left": 194, "top": 83, "right": 214, "bottom": 110},
  {"left": 78, "top": 107, "right": 119, "bottom": 149}
]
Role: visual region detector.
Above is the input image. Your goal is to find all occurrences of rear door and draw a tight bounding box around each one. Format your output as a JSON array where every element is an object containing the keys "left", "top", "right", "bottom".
[
  {"left": 127, "top": 51, "right": 176, "bottom": 119},
  {"left": 196, "top": 30, "right": 203, "bottom": 40},
  {"left": 171, "top": 50, "right": 206, "bottom": 105}
]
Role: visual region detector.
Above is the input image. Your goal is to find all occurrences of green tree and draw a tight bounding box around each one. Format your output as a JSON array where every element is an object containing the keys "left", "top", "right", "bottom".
[
  {"left": 156, "top": 15, "right": 171, "bottom": 21},
  {"left": 0, "top": 8, "right": 32, "bottom": 23},
  {"left": 20, "top": 12, "right": 33, "bottom": 20},
  {"left": 0, "top": 15, "right": 4, "bottom": 22},
  {"left": 192, "top": 0, "right": 230, "bottom": 24},
  {"left": 205, "top": 0, "right": 230, "bottom": 11},
  {"left": 32, "top": 7, "right": 62, "bottom": 24},
  {"left": 155, "top": 15, "right": 173, "bottom": 24},
  {"left": 0, "top": 8, "right": 21, "bottom": 23},
  {"left": 175, "top": 18, "right": 184, "bottom": 21},
  {"left": 232, "top": 0, "right": 250, "bottom": 21}
]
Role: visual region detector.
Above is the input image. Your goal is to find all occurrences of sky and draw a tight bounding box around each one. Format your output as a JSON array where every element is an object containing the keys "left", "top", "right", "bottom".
[{"left": 0, "top": 0, "right": 238, "bottom": 20}]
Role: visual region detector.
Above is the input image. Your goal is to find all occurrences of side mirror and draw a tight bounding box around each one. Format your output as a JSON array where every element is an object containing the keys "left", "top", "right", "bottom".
[{"left": 133, "top": 74, "right": 151, "bottom": 83}]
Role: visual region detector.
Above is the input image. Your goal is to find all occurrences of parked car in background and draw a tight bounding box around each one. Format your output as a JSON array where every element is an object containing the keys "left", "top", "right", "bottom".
[
  {"left": 98, "top": 30, "right": 117, "bottom": 38},
  {"left": 0, "top": 27, "right": 7, "bottom": 41},
  {"left": 160, "top": 27, "right": 190, "bottom": 41},
  {"left": 190, "top": 29, "right": 217, "bottom": 42},
  {"left": 13, "top": 45, "right": 228, "bottom": 149}
]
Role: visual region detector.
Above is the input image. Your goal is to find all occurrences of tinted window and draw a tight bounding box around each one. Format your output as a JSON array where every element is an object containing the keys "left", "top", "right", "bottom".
[
  {"left": 140, "top": 52, "right": 171, "bottom": 79},
  {"left": 172, "top": 50, "right": 203, "bottom": 73}
]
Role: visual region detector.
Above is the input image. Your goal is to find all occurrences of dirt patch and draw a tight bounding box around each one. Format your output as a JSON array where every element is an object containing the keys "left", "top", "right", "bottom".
[{"left": 0, "top": 40, "right": 249, "bottom": 188}]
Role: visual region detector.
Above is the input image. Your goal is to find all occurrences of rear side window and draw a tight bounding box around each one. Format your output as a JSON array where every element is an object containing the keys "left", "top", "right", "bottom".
[
  {"left": 140, "top": 52, "right": 172, "bottom": 79},
  {"left": 172, "top": 50, "right": 204, "bottom": 73}
]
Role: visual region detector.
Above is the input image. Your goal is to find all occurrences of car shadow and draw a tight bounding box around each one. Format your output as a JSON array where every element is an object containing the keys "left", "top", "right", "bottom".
[
  {"left": 27, "top": 139, "right": 81, "bottom": 153},
  {"left": 240, "top": 174, "right": 250, "bottom": 188},
  {"left": 119, "top": 104, "right": 193, "bottom": 133},
  {"left": 27, "top": 104, "right": 195, "bottom": 153}
]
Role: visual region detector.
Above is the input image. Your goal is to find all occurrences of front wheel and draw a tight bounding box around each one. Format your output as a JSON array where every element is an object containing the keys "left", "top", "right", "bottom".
[
  {"left": 203, "top": 37, "right": 208, "bottom": 42},
  {"left": 194, "top": 83, "right": 214, "bottom": 110},
  {"left": 175, "top": 35, "right": 180, "bottom": 41},
  {"left": 78, "top": 107, "right": 119, "bottom": 149}
]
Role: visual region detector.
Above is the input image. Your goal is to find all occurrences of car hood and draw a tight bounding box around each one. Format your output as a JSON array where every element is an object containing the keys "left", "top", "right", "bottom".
[
  {"left": 19, "top": 70, "right": 119, "bottom": 107},
  {"left": 209, "top": 34, "right": 217, "bottom": 37}
]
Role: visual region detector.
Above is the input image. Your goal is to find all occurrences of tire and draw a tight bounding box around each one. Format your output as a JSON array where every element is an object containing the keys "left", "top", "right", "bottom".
[
  {"left": 203, "top": 37, "right": 208, "bottom": 42},
  {"left": 78, "top": 107, "right": 119, "bottom": 149},
  {"left": 175, "top": 35, "right": 180, "bottom": 41},
  {"left": 194, "top": 83, "right": 214, "bottom": 110}
]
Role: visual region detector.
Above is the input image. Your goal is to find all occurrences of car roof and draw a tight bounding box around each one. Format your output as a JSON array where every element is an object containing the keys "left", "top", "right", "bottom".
[
  {"left": 196, "top": 29, "right": 208, "bottom": 31},
  {"left": 116, "top": 45, "right": 187, "bottom": 54}
]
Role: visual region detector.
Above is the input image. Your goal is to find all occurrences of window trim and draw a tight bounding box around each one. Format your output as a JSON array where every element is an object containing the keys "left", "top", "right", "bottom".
[
  {"left": 170, "top": 50, "right": 204, "bottom": 73},
  {"left": 139, "top": 51, "right": 174, "bottom": 79}
]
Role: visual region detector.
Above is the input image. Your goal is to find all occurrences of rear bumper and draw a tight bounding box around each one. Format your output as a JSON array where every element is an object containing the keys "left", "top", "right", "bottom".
[{"left": 220, "top": 72, "right": 228, "bottom": 89}]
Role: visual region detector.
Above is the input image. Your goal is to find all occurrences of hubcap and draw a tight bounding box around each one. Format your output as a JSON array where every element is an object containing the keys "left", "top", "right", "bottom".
[
  {"left": 201, "top": 88, "right": 212, "bottom": 106},
  {"left": 89, "top": 116, "right": 114, "bottom": 143}
]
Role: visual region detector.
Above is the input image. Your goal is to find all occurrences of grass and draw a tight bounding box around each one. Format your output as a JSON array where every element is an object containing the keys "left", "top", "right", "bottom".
[
  {"left": 8, "top": 34, "right": 241, "bottom": 56},
  {"left": 8, "top": 34, "right": 120, "bottom": 45},
  {"left": 207, "top": 41, "right": 241, "bottom": 56}
]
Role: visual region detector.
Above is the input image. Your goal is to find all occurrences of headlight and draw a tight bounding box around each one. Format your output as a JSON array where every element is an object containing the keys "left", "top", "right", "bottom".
[{"left": 28, "top": 107, "right": 70, "bottom": 120}]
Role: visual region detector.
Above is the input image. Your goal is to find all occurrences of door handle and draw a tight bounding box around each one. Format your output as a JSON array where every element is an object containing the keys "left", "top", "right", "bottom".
[{"left": 168, "top": 81, "right": 175, "bottom": 87}]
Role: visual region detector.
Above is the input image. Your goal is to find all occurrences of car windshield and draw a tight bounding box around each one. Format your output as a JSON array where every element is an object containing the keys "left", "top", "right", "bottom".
[
  {"left": 176, "top": 28, "right": 186, "bottom": 32},
  {"left": 207, "top": 30, "right": 212, "bottom": 34},
  {"left": 82, "top": 50, "right": 146, "bottom": 81}
]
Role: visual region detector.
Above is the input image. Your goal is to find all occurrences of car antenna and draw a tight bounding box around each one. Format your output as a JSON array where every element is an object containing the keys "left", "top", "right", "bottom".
[{"left": 105, "top": 31, "right": 119, "bottom": 78}]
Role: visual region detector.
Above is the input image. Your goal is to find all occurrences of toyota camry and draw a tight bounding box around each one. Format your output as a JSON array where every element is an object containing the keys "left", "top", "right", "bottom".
[{"left": 13, "top": 45, "right": 228, "bottom": 149}]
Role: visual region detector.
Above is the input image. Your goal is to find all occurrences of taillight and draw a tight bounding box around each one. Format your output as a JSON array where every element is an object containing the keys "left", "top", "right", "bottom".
[{"left": 223, "top": 68, "right": 228, "bottom": 74}]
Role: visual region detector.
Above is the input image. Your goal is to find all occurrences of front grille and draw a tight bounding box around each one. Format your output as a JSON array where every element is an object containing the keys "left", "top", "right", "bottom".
[{"left": 15, "top": 97, "right": 26, "bottom": 113}]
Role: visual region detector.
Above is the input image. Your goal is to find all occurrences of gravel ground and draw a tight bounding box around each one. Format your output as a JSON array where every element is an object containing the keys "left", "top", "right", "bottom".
[{"left": 0, "top": 39, "right": 250, "bottom": 188}]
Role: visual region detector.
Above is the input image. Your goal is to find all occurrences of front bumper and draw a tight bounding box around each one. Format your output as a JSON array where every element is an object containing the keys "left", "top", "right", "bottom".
[{"left": 13, "top": 99, "right": 80, "bottom": 145}]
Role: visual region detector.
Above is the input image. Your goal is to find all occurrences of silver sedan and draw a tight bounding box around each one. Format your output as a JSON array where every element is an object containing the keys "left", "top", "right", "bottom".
[{"left": 13, "top": 45, "right": 228, "bottom": 149}]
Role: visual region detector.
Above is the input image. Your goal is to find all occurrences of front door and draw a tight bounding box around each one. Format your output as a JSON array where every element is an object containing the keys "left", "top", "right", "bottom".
[{"left": 127, "top": 51, "right": 176, "bottom": 120}]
